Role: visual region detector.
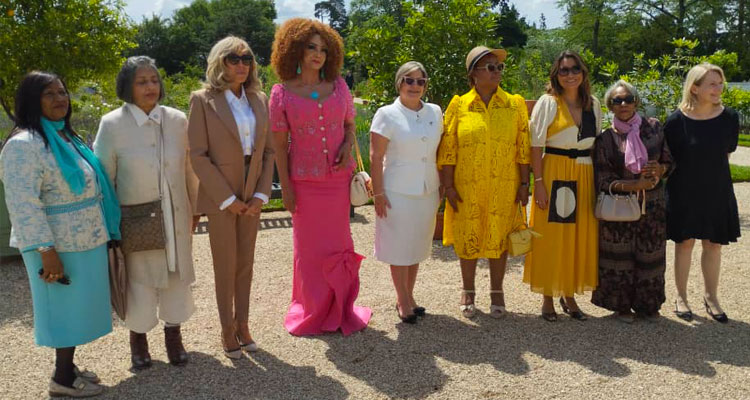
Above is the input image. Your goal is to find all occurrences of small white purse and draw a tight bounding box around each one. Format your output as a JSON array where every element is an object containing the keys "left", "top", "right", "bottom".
[
  {"left": 594, "top": 181, "right": 645, "bottom": 222},
  {"left": 350, "top": 134, "right": 372, "bottom": 206}
]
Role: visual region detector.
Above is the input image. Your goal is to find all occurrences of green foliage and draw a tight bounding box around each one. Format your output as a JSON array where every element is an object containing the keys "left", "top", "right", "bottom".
[
  {"left": 314, "top": 0, "right": 348, "bottom": 34},
  {"left": 0, "top": 0, "right": 134, "bottom": 120},
  {"left": 501, "top": 29, "right": 569, "bottom": 100},
  {"left": 730, "top": 164, "right": 750, "bottom": 182},
  {"left": 738, "top": 134, "right": 750, "bottom": 147},
  {"left": 348, "top": 0, "right": 499, "bottom": 110},
  {"left": 257, "top": 65, "right": 279, "bottom": 96},
  {"left": 129, "top": 0, "right": 277, "bottom": 75}
]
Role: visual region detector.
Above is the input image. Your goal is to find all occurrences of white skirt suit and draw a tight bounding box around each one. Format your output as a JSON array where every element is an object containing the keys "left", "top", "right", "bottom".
[{"left": 371, "top": 98, "right": 443, "bottom": 266}]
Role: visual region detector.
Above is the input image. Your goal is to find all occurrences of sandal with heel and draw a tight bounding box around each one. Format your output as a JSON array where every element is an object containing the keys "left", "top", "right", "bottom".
[
  {"left": 460, "top": 289, "right": 476, "bottom": 318},
  {"left": 704, "top": 298, "right": 728, "bottom": 323},
  {"left": 489, "top": 290, "right": 506, "bottom": 319},
  {"left": 559, "top": 297, "right": 588, "bottom": 321}
]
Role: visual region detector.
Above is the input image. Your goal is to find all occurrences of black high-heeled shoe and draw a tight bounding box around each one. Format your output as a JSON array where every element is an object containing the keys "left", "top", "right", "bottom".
[
  {"left": 559, "top": 297, "right": 588, "bottom": 321},
  {"left": 674, "top": 300, "right": 693, "bottom": 322},
  {"left": 395, "top": 304, "right": 417, "bottom": 324},
  {"left": 413, "top": 306, "right": 426, "bottom": 317},
  {"left": 704, "top": 298, "right": 729, "bottom": 323}
]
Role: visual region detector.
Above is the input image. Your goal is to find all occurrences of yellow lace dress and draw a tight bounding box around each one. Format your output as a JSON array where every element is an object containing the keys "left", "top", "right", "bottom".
[{"left": 437, "top": 88, "right": 531, "bottom": 259}]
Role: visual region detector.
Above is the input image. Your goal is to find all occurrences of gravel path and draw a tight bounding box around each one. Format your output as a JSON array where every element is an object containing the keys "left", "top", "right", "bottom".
[
  {"left": 730, "top": 146, "right": 750, "bottom": 166},
  {"left": 1, "top": 184, "right": 749, "bottom": 400}
]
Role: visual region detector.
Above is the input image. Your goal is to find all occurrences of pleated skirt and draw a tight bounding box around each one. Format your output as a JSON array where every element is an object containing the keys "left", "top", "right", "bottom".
[{"left": 523, "top": 154, "right": 599, "bottom": 297}]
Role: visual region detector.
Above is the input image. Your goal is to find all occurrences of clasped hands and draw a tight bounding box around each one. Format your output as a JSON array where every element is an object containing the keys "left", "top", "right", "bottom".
[{"left": 227, "top": 198, "right": 264, "bottom": 217}]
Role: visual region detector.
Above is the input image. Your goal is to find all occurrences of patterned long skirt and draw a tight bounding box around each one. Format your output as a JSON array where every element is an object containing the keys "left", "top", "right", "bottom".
[{"left": 591, "top": 189, "right": 667, "bottom": 314}]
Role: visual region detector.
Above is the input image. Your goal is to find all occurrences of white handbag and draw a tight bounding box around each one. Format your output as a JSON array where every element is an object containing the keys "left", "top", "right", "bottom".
[
  {"left": 350, "top": 134, "right": 372, "bottom": 206},
  {"left": 594, "top": 181, "right": 645, "bottom": 222}
]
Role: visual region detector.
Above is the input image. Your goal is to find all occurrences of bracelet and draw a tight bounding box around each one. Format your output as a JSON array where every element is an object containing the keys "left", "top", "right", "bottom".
[
  {"left": 520, "top": 182, "right": 529, "bottom": 187},
  {"left": 36, "top": 245, "right": 54, "bottom": 253},
  {"left": 534, "top": 177, "right": 543, "bottom": 182},
  {"left": 373, "top": 193, "right": 385, "bottom": 197}
]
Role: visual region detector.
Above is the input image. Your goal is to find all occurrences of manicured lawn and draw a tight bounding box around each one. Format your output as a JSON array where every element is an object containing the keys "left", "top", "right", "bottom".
[
  {"left": 738, "top": 133, "right": 750, "bottom": 147},
  {"left": 731, "top": 163, "right": 750, "bottom": 182}
]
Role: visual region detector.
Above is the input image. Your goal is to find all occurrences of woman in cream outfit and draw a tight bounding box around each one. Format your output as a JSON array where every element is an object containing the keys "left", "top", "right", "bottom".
[
  {"left": 94, "top": 56, "right": 199, "bottom": 369},
  {"left": 370, "top": 61, "right": 442, "bottom": 323}
]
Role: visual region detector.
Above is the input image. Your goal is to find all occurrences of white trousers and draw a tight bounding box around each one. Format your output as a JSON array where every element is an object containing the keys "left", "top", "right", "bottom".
[{"left": 125, "top": 272, "right": 195, "bottom": 333}]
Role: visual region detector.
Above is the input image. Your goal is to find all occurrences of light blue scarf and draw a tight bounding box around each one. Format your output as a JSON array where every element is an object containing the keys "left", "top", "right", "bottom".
[{"left": 40, "top": 117, "right": 121, "bottom": 240}]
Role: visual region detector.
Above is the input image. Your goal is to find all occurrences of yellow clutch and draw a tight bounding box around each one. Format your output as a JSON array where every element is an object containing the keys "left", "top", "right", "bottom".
[{"left": 507, "top": 204, "right": 542, "bottom": 257}]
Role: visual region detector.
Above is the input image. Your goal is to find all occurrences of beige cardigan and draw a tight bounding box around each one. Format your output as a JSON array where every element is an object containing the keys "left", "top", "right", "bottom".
[{"left": 94, "top": 104, "right": 199, "bottom": 288}]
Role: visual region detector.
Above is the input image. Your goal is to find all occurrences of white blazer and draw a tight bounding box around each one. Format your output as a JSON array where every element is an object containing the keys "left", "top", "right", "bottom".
[
  {"left": 94, "top": 104, "right": 198, "bottom": 288},
  {"left": 370, "top": 98, "right": 443, "bottom": 196}
]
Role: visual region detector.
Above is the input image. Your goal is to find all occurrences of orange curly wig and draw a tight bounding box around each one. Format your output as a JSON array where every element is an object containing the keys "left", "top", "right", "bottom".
[{"left": 271, "top": 18, "right": 344, "bottom": 82}]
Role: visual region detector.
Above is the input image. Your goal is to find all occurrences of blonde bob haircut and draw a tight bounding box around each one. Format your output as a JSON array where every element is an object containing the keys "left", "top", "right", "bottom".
[
  {"left": 204, "top": 36, "right": 262, "bottom": 94},
  {"left": 394, "top": 61, "right": 428, "bottom": 91},
  {"left": 679, "top": 62, "right": 725, "bottom": 112}
]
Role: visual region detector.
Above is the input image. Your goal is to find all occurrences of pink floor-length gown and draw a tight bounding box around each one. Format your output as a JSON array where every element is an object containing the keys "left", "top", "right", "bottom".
[{"left": 269, "top": 77, "right": 372, "bottom": 336}]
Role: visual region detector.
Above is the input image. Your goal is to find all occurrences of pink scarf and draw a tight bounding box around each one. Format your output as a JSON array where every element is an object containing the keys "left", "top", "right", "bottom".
[{"left": 614, "top": 113, "right": 648, "bottom": 174}]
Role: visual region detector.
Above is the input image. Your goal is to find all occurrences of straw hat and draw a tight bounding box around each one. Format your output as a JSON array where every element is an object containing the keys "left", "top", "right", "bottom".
[{"left": 465, "top": 46, "right": 507, "bottom": 72}]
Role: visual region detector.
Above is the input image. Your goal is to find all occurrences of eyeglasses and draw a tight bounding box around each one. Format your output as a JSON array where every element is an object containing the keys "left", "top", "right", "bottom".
[
  {"left": 558, "top": 65, "right": 582, "bottom": 76},
  {"left": 402, "top": 77, "right": 428, "bottom": 87},
  {"left": 474, "top": 63, "right": 505, "bottom": 73},
  {"left": 42, "top": 90, "right": 69, "bottom": 99},
  {"left": 225, "top": 53, "right": 254, "bottom": 66},
  {"left": 612, "top": 95, "right": 635, "bottom": 106}
]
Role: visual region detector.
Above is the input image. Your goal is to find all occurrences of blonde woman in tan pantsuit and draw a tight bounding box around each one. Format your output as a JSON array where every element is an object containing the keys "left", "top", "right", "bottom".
[{"left": 187, "top": 36, "right": 275, "bottom": 359}]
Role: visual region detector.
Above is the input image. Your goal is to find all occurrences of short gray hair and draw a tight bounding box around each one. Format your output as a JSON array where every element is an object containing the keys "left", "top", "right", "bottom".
[
  {"left": 604, "top": 79, "right": 640, "bottom": 110},
  {"left": 116, "top": 56, "right": 165, "bottom": 104},
  {"left": 394, "top": 61, "right": 428, "bottom": 91}
]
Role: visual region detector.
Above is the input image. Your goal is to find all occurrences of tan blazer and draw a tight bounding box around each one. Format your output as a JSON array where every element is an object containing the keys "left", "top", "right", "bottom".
[
  {"left": 94, "top": 105, "right": 198, "bottom": 288},
  {"left": 187, "top": 88, "right": 275, "bottom": 214}
]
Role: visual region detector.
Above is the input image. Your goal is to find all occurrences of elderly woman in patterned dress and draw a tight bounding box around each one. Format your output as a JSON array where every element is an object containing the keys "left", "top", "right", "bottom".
[{"left": 591, "top": 80, "right": 672, "bottom": 323}]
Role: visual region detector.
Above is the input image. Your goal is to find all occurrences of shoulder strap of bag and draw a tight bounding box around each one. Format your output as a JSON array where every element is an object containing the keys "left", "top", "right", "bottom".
[{"left": 352, "top": 133, "right": 365, "bottom": 173}]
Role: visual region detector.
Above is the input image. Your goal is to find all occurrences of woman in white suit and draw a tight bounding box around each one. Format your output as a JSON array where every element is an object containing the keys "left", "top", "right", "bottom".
[
  {"left": 369, "top": 61, "right": 443, "bottom": 324},
  {"left": 94, "top": 56, "right": 199, "bottom": 370}
]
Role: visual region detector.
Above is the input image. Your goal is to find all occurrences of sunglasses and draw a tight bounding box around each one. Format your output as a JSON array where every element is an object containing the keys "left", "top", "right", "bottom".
[
  {"left": 474, "top": 63, "right": 505, "bottom": 73},
  {"left": 225, "top": 53, "right": 254, "bottom": 66},
  {"left": 402, "top": 77, "right": 428, "bottom": 87},
  {"left": 612, "top": 95, "right": 636, "bottom": 106},
  {"left": 558, "top": 65, "right": 582, "bottom": 76}
]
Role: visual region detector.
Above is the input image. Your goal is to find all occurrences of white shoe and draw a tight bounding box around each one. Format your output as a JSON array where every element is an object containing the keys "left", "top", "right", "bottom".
[
  {"left": 74, "top": 366, "right": 100, "bottom": 384},
  {"left": 240, "top": 341, "right": 258, "bottom": 353},
  {"left": 49, "top": 377, "right": 103, "bottom": 398}
]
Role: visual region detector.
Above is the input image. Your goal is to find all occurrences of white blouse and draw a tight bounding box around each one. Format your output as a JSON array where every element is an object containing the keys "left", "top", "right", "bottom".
[
  {"left": 224, "top": 87, "right": 256, "bottom": 156},
  {"left": 370, "top": 97, "right": 443, "bottom": 196}
]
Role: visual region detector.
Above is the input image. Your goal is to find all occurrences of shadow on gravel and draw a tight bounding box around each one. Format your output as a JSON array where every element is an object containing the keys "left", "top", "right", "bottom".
[
  {"left": 103, "top": 350, "right": 349, "bottom": 400},
  {"left": 316, "top": 312, "right": 750, "bottom": 398}
]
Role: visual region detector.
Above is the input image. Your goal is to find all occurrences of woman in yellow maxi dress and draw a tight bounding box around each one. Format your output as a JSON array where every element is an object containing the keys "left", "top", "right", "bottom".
[
  {"left": 523, "top": 51, "right": 602, "bottom": 321},
  {"left": 438, "top": 46, "right": 531, "bottom": 319}
]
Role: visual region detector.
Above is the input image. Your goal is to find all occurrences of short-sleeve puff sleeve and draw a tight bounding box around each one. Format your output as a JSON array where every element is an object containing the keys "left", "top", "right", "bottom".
[
  {"left": 529, "top": 94, "right": 557, "bottom": 147},
  {"left": 437, "top": 95, "right": 461, "bottom": 167},
  {"left": 269, "top": 84, "right": 288, "bottom": 132}
]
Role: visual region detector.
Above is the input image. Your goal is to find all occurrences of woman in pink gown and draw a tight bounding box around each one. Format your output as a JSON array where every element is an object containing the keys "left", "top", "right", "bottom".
[{"left": 269, "top": 18, "right": 371, "bottom": 336}]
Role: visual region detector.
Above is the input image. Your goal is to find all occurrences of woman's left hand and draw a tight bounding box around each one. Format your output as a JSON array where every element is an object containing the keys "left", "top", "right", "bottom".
[
  {"left": 333, "top": 142, "right": 352, "bottom": 171},
  {"left": 515, "top": 185, "right": 530, "bottom": 206},
  {"left": 374, "top": 193, "right": 391, "bottom": 218}
]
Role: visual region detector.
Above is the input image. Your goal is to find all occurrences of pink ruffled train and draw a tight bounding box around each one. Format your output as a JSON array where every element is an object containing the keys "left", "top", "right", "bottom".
[{"left": 284, "top": 176, "right": 372, "bottom": 336}]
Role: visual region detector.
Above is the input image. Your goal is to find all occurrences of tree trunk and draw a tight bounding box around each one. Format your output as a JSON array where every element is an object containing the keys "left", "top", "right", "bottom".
[{"left": 678, "top": 0, "right": 687, "bottom": 37}]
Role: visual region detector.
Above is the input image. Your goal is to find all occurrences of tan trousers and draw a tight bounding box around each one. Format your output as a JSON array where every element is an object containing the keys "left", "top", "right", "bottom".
[
  {"left": 125, "top": 272, "right": 194, "bottom": 334},
  {"left": 206, "top": 210, "right": 260, "bottom": 337}
]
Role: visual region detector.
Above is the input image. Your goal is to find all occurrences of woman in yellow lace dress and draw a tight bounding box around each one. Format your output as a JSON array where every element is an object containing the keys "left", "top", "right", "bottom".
[
  {"left": 523, "top": 50, "right": 602, "bottom": 322},
  {"left": 437, "top": 46, "right": 531, "bottom": 319}
]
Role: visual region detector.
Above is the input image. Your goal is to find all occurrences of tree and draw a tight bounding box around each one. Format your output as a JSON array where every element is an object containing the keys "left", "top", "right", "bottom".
[
  {"left": 348, "top": 0, "right": 499, "bottom": 109},
  {"left": 314, "top": 0, "right": 348, "bottom": 34},
  {"left": 0, "top": 0, "right": 134, "bottom": 120},
  {"left": 129, "top": 0, "right": 276, "bottom": 75},
  {"left": 493, "top": 0, "right": 529, "bottom": 48}
]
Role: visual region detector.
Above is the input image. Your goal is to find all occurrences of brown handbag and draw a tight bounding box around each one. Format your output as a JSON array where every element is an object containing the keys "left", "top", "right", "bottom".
[
  {"left": 107, "top": 241, "right": 127, "bottom": 320},
  {"left": 119, "top": 106, "right": 167, "bottom": 254}
]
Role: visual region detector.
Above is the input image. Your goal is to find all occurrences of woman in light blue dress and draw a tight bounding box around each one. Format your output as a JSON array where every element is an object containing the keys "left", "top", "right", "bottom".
[{"left": 0, "top": 72, "right": 121, "bottom": 398}]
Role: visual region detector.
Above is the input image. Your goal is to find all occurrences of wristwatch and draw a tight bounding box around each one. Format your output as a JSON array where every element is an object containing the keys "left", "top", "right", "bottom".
[
  {"left": 36, "top": 245, "right": 54, "bottom": 253},
  {"left": 520, "top": 182, "right": 529, "bottom": 187}
]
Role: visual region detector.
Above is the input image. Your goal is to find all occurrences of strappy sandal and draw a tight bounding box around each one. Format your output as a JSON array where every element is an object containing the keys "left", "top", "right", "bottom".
[
  {"left": 460, "top": 289, "right": 476, "bottom": 318},
  {"left": 489, "top": 290, "right": 506, "bottom": 319}
]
